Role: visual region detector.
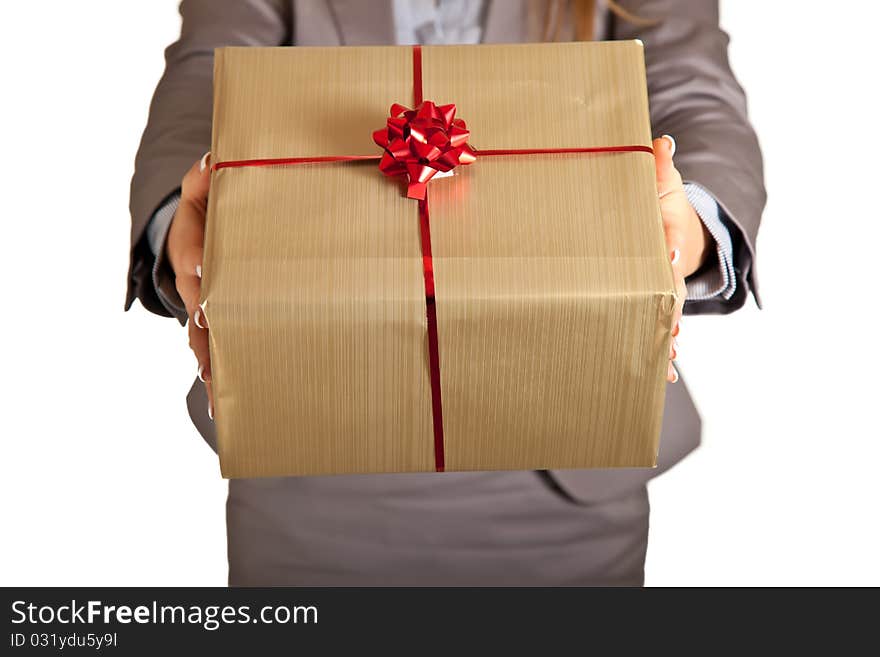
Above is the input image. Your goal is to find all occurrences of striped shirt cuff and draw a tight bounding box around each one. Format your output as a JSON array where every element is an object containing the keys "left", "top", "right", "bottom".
[
  {"left": 146, "top": 193, "right": 179, "bottom": 255},
  {"left": 683, "top": 182, "right": 737, "bottom": 301},
  {"left": 147, "top": 191, "right": 187, "bottom": 320}
]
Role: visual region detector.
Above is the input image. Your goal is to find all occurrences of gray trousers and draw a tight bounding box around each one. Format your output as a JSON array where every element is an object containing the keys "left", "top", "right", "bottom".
[{"left": 227, "top": 471, "right": 649, "bottom": 586}]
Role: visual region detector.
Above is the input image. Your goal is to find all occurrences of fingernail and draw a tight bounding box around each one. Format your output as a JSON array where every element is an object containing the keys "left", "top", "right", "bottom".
[
  {"left": 198, "top": 364, "right": 206, "bottom": 383},
  {"left": 670, "top": 364, "right": 679, "bottom": 383},
  {"left": 194, "top": 308, "right": 204, "bottom": 329},
  {"left": 208, "top": 403, "right": 214, "bottom": 421},
  {"left": 670, "top": 248, "right": 680, "bottom": 265},
  {"left": 671, "top": 341, "right": 678, "bottom": 360},
  {"left": 672, "top": 322, "right": 680, "bottom": 337},
  {"left": 195, "top": 264, "right": 202, "bottom": 278},
  {"left": 662, "top": 134, "right": 676, "bottom": 157},
  {"left": 199, "top": 151, "right": 211, "bottom": 173}
]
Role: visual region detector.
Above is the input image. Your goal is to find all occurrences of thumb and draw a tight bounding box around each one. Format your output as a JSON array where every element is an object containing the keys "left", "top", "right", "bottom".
[
  {"left": 181, "top": 151, "right": 211, "bottom": 209},
  {"left": 653, "top": 135, "right": 681, "bottom": 193}
]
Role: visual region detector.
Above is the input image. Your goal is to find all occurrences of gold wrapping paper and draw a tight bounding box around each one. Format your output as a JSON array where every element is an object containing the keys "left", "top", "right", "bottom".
[{"left": 201, "top": 41, "right": 676, "bottom": 478}]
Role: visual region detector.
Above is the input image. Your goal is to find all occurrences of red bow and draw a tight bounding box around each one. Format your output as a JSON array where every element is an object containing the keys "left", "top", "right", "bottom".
[{"left": 373, "top": 101, "right": 476, "bottom": 200}]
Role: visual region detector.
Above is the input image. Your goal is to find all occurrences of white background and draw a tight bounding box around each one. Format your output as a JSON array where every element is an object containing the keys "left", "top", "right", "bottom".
[{"left": 1, "top": 1, "right": 877, "bottom": 586}]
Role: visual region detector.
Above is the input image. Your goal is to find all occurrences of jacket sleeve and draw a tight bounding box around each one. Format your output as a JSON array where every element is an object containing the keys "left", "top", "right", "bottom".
[
  {"left": 612, "top": 0, "right": 766, "bottom": 314},
  {"left": 125, "top": 0, "right": 291, "bottom": 317}
]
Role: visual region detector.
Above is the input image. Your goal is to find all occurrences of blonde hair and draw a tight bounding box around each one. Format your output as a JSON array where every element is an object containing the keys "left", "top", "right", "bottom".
[{"left": 542, "top": 0, "right": 658, "bottom": 42}]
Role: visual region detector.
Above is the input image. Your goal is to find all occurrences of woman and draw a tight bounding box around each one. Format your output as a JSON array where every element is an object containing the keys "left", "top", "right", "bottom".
[{"left": 126, "top": 0, "right": 764, "bottom": 585}]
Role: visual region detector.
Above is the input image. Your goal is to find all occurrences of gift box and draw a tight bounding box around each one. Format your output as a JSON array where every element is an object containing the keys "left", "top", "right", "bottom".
[{"left": 201, "top": 41, "right": 676, "bottom": 478}]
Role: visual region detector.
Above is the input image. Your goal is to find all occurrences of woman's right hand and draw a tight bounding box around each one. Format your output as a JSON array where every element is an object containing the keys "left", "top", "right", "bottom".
[{"left": 167, "top": 152, "right": 214, "bottom": 418}]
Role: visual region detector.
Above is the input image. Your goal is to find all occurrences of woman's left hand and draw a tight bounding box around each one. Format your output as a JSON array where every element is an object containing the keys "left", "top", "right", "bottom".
[{"left": 653, "top": 135, "right": 712, "bottom": 383}]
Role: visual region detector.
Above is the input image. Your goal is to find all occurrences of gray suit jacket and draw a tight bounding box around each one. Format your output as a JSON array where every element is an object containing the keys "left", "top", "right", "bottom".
[{"left": 126, "top": 0, "right": 765, "bottom": 502}]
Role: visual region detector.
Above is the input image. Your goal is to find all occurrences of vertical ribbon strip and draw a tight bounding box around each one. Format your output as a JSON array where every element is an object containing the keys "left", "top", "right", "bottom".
[{"left": 411, "top": 47, "right": 447, "bottom": 472}]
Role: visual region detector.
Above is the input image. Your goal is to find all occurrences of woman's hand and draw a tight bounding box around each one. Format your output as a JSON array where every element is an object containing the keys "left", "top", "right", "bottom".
[
  {"left": 166, "top": 152, "right": 214, "bottom": 417},
  {"left": 653, "top": 135, "right": 712, "bottom": 383}
]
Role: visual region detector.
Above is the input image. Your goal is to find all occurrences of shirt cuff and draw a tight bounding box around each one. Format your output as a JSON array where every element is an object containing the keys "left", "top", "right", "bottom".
[
  {"left": 147, "top": 191, "right": 188, "bottom": 322},
  {"left": 682, "top": 182, "right": 737, "bottom": 302}
]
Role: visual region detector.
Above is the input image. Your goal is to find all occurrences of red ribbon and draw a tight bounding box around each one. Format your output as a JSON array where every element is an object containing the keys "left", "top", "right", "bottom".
[
  {"left": 418, "top": 196, "right": 445, "bottom": 472},
  {"left": 405, "top": 47, "right": 447, "bottom": 471},
  {"left": 212, "top": 45, "right": 654, "bottom": 472},
  {"left": 372, "top": 101, "right": 476, "bottom": 200}
]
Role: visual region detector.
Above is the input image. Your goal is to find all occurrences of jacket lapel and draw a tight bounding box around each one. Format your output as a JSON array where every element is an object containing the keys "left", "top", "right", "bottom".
[{"left": 327, "top": 0, "right": 395, "bottom": 45}]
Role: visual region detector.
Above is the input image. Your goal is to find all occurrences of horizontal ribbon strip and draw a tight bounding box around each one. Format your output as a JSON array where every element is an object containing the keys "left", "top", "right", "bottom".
[
  {"left": 211, "top": 146, "right": 654, "bottom": 172},
  {"left": 213, "top": 154, "right": 380, "bottom": 170}
]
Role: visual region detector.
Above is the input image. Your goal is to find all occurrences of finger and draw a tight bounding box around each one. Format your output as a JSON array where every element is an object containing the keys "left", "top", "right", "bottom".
[
  {"left": 178, "top": 268, "right": 209, "bottom": 332},
  {"left": 671, "top": 264, "right": 687, "bottom": 328},
  {"left": 206, "top": 380, "right": 215, "bottom": 421},
  {"left": 181, "top": 152, "right": 211, "bottom": 209},
  {"left": 189, "top": 316, "right": 214, "bottom": 419},
  {"left": 176, "top": 152, "right": 215, "bottom": 419},
  {"left": 168, "top": 159, "right": 210, "bottom": 319},
  {"left": 664, "top": 223, "right": 687, "bottom": 279},
  {"left": 653, "top": 135, "right": 683, "bottom": 196},
  {"left": 653, "top": 135, "right": 676, "bottom": 183},
  {"left": 669, "top": 289, "right": 686, "bottom": 384},
  {"left": 667, "top": 360, "right": 679, "bottom": 384},
  {"left": 654, "top": 135, "right": 686, "bottom": 258},
  {"left": 169, "top": 151, "right": 210, "bottom": 274},
  {"left": 188, "top": 317, "right": 212, "bottom": 384},
  {"left": 665, "top": 223, "right": 685, "bottom": 253},
  {"left": 668, "top": 245, "right": 687, "bottom": 383}
]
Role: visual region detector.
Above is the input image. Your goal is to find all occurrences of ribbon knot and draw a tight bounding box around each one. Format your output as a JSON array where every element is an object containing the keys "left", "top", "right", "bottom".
[{"left": 373, "top": 101, "right": 476, "bottom": 200}]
